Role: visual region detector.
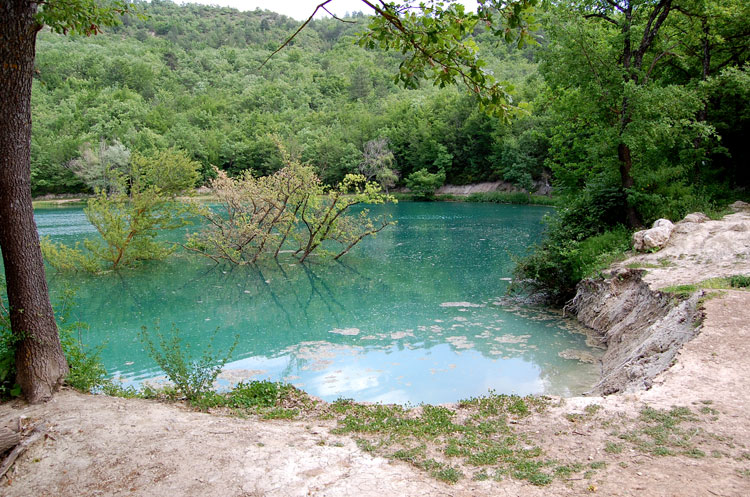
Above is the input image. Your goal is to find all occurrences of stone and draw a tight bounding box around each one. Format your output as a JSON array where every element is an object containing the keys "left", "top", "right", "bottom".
[
  {"left": 729, "top": 201, "right": 750, "bottom": 212},
  {"left": 633, "top": 219, "right": 674, "bottom": 251},
  {"left": 681, "top": 212, "right": 710, "bottom": 224}
]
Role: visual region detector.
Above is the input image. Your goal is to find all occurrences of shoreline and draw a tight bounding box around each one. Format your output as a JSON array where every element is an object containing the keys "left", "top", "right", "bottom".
[{"left": 4, "top": 208, "right": 749, "bottom": 496}]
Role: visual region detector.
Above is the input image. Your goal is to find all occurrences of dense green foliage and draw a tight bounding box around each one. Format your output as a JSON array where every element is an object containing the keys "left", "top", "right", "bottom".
[
  {"left": 512, "top": 0, "right": 749, "bottom": 300},
  {"left": 30, "top": 0, "right": 546, "bottom": 196}
]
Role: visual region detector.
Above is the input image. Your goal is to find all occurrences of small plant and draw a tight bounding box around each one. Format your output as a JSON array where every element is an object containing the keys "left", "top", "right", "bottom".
[
  {"left": 139, "top": 325, "right": 238, "bottom": 403},
  {"left": 0, "top": 281, "right": 20, "bottom": 398},
  {"left": 730, "top": 274, "right": 750, "bottom": 288},
  {"left": 604, "top": 441, "right": 623, "bottom": 454},
  {"left": 433, "top": 466, "right": 463, "bottom": 484},
  {"left": 229, "top": 380, "right": 291, "bottom": 408},
  {"left": 2, "top": 283, "right": 109, "bottom": 397}
]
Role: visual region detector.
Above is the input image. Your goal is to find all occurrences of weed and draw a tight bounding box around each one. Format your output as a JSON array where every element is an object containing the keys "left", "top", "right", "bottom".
[
  {"left": 262, "top": 407, "right": 298, "bottom": 420},
  {"left": 230, "top": 380, "right": 292, "bottom": 408},
  {"left": 682, "top": 448, "right": 705, "bottom": 458},
  {"left": 616, "top": 407, "right": 717, "bottom": 458},
  {"left": 328, "top": 393, "right": 565, "bottom": 486},
  {"left": 699, "top": 406, "right": 719, "bottom": 416},
  {"left": 554, "top": 463, "right": 583, "bottom": 478},
  {"left": 355, "top": 438, "right": 376, "bottom": 453},
  {"left": 661, "top": 284, "right": 698, "bottom": 298},
  {"left": 589, "top": 461, "right": 606, "bottom": 469},
  {"left": 139, "top": 324, "right": 238, "bottom": 403},
  {"left": 730, "top": 274, "right": 750, "bottom": 288},
  {"left": 604, "top": 442, "right": 623, "bottom": 454},
  {"left": 511, "top": 460, "right": 552, "bottom": 486},
  {"left": 433, "top": 466, "right": 463, "bottom": 484},
  {"left": 472, "top": 469, "right": 490, "bottom": 481}
]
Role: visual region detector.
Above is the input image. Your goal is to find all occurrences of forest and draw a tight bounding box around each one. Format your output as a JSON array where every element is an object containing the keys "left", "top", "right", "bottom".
[{"left": 30, "top": 0, "right": 546, "bottom": 195}]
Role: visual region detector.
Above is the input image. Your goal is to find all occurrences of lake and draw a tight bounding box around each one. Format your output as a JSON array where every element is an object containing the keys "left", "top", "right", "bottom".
[{"left": 34, "top": 201, "right": 600, "bottom": 404}]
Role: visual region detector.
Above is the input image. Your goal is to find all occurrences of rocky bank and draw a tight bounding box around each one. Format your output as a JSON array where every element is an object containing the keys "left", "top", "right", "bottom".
[{"left": 567, "top": 202, "right": 750, "bottom": 396}]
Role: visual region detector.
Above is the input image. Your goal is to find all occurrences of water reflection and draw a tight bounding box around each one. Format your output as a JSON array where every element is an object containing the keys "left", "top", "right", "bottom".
[{"left": 34, "top": 202, "right": 600, "bottom": 404}]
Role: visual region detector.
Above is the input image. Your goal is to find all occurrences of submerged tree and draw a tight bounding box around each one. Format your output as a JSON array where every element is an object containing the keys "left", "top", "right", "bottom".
[
  {"left": 66, "top": 139, "right": 131, "bottom": 195},
  {"left": 186, "top": 160, "right": 395, "bottom": 264},
  {"left": 358, "top": 138, "right": 398, "bottom": 193},
  {"left": 43, "top": 149, "right": 199, "bottom": 272}
]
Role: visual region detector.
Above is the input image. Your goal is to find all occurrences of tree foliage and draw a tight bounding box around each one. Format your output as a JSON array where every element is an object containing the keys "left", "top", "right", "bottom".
[
  {"left": 42, "top": 149, "right": 198, "bottom": 271},
  {"left": 186, "top": 158, "right": 396, "bottom": 264},
  {"left": 29, "top": 1, "right": 550, "bottom": 196}
]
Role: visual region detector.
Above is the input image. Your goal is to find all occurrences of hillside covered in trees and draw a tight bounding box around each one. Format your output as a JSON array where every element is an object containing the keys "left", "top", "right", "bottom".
[{"left": 30, "top": 0, "right": 545, "bottom": 196}]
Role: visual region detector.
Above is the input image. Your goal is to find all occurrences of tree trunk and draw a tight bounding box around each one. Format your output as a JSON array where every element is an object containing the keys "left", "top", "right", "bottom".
[
  {"left": 617, "top": 142, "right": 642, "bottom": 228},
  {"left": 0, "top": 1, "right": 68, "bottom": 403}
]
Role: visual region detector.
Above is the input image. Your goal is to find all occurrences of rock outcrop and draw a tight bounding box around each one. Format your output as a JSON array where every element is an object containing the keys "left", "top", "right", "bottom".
[
  {"left": 567, "top": 269, "right": 702, "bottom": 394},
  {"left": 569, "top": 208, "right": 750, "bottom": 394}
]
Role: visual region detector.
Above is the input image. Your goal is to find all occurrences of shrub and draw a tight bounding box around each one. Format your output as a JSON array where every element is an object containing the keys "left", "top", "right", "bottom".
[
  {"left": 55, "top": 289, "right": 108, "bottom": 392},
  {"left": 514, "top": 225, "right": 631, "bottom": 303},
  {"left": 730, "top": 274, "right": 750, "bottom": 288},
  {"left": 405, "top": 168, "right": 446, "bottom": 200},
  {"left": 1, "top": 284, "right": 108, "bottom": 397},
  {"left": 0, "top": 285, "right": 20, "bottom": 398},
  {"left": 140, "top": 325, "right": 238, "bottom": 403},
  {"left": 229, "top": 380, "right": 291, "bottom": 408}
]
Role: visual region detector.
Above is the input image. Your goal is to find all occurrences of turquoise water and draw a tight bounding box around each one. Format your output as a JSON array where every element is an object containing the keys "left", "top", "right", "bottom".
[{"left": 34, "top": 202, "right": 600, "bottom": 404}]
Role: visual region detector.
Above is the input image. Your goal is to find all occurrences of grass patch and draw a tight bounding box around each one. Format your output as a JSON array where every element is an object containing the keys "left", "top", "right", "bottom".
[
  {"left": 730, "top": 274, "right": 750, "bottom": 288},
  {"left": 604, "top": 441, "right": 623, "bottom": 454},
  {"left": 662, "top": 274, "right": 750, "bottom": 299},
  {"left": 327, "top": 393, "right": 573, "bottom": 486},
  {"left": 612, "top": 406, "right": 716, "bottom": 458}
]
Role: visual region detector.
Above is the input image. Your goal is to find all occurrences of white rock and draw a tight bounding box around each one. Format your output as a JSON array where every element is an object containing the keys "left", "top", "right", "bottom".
[
  {"left": 681, "top": 212, "right": 710, "bottom": 224},
  {"left": 633, "top": 219, "right": 674, "bottom": 251}
]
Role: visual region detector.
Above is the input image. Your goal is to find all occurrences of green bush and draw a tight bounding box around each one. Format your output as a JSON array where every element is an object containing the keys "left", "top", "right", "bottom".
[
  {"left": 1, "top": 284, "right": 109, "bottom": 397},
  {"left": 730, "top": 274, "right": 750, "bottom": 288},
  {"left": 229, "top": 380, "right": 292, "bottom": 408},
  {"left": 140, "top": 325, "right": 238, "bottom": 403},
  {"left": 56, "top": 289, "right": 108, "bottom": 392},
  {"left": 0, "top": 286, "right": 20, "bottom": 398},
  {"left": 405, "top": 168, "right": 446, "bottom": 200},
  {"left": 515, "top": 226, "right": 631, "bottom": 303}
]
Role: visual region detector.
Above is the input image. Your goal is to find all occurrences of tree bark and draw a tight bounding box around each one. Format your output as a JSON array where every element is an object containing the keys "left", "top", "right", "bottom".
[
  {"left": 617, "top": 142, "right": 642, "bottom": 228},
  {"left": 0, "top": 1, "right": 68, "bottom": 403}
]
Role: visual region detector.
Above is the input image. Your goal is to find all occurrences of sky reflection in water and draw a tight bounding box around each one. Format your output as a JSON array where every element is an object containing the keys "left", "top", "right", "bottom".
[{"left": 35, "top": 202, "right": 600, "bottom": 404}]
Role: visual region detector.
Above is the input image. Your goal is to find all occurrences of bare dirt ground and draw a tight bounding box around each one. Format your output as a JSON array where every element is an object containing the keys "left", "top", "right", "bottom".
[{"left": 2, "top": 213, "right": 750, "bottom": 496}]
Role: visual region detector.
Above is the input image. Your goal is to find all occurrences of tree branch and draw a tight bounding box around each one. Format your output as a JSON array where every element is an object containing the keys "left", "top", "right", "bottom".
[
  {"left": 584, "top": 13, "right": 618, "bottom": 26},
  {"left": 260, "top": 1, "right": 335, "bottom": 68}
]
